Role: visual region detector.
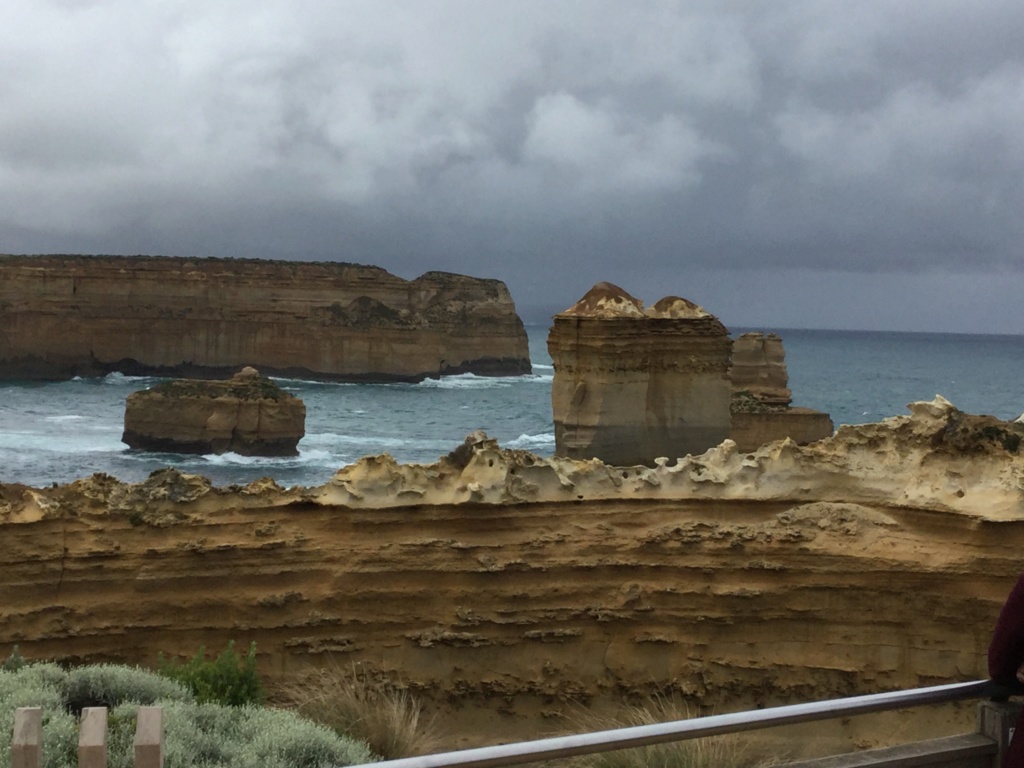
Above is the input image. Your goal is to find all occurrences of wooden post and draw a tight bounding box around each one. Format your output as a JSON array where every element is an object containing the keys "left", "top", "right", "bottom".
[
  {"left": 12, "top": 707, "right": 42, "bottom": 768},
  {"left": 133, "top": 706, "right": 164, "bottom": 768},
  {"left": 78, "top": 707, "right": 108, "bottom": 768},
  {"left": 978, "top": 699, "right": 1023, "bottom": 767}
]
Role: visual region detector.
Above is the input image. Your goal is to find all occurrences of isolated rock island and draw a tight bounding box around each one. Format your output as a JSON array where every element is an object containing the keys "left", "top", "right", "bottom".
[
  {"left": 547, "top": 283, "right": 833, "bottom": 465},
  {"left": 122, "top": 367, "right": 306, "bottom": 456},
  {"left": 0, "top": 254, "right": 531, "bottom": 382}
]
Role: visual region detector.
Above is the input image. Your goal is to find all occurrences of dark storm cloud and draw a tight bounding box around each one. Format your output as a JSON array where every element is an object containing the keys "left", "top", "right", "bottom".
[{"left": 2, "top": 1, "right": 1023, "bottom": 331}]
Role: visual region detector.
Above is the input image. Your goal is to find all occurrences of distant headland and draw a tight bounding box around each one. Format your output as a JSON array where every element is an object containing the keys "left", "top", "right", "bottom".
[{"left": 0, "top": 254, "right": 531, "bottom": 382}]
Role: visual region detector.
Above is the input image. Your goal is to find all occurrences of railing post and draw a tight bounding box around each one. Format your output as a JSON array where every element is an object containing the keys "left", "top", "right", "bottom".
[
  {"left": 133, "top": 706, "right": 164, "bottom": 768},
  {"left": 12, "top": 707, "right": 42, "bottom": 768},
  {"left": 978, "top": 699, "right": 1023, "bottom": 767},
  {"left": 78, "top": 707, "right": 108, "bottom": 768}
]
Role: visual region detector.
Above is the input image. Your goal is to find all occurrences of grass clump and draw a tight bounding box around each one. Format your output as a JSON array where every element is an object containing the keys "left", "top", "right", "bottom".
[
  {"left": 281, "top": 662, "right": 443, "bottom": 759},
  {"left": 157, "top": 641, "right": 266, "bottom": 706},
  {"left": 565, "top": 695, "right": 782, "bottom": 768}
]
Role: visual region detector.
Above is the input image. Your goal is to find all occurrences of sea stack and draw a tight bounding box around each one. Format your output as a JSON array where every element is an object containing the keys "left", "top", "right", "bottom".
[
  {"left": 122, "top": 367, "right": 306, "bottom": 456},
  {"left": 547, "top": 283, "right": 733, "bottom": 466},
  {"left": 729, "top": 332, "right": 834, "bottom": 451}
]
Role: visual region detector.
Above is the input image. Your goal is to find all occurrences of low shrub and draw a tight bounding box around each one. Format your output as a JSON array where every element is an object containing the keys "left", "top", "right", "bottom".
[
  {"left": 1, "top": 661, "right": 375, "bottom": 768},
  {"left": 66, "top": 664, "right": 193, "bottom": 714},
  {"left": 157, "top": 641, "right": 265, "bottom": 707}
]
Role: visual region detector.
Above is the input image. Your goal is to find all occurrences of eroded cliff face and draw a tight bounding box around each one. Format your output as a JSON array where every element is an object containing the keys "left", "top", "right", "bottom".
[
  {"left": 2, "top": 398, "right": 1023, "bottom": 744},
  {"left": 0, "top": 255, "right": 531, "bottom": 381},
  {"left": 548, "top": 283, "right": 733, "bottom": 466},
  {"left": 730, "top": 332, "right": 834, "bottom": 451}
]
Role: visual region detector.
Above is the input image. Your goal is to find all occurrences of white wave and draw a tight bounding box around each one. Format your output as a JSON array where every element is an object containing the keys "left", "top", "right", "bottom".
[
  {"left": 417, "top": 374, "right": 515, "bottom": 390},
  {"left": 505, "top": 432, "right": 556, "bottom": 450},
  {"left": 103, "top": 372, "right": 158, "bottom": 385},
  {"left": 302, "top": 432, "right": 443, "bottom": 451},
  {"left": 201, "top": 448, "right": 334, "bottom": 466},
  {"left": 45, "top": 414, "right": 86, "bottom": 422},
  {"left": 532, "top": 364, "right": 554, "bottom": 371}
]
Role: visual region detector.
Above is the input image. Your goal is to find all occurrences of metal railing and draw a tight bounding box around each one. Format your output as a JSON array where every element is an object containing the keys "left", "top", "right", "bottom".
[{"left": 353, "top": 679, "right": 1001, "bottom": 768}]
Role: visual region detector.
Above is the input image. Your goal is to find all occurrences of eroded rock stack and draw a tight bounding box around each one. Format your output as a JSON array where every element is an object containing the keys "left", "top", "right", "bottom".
[
  {"left": 730, "top": 332, "right": 792, "bottom": 407},
  {"left": 122, "top": 367, "right": 305, "bottom": 456},
  {"left": 548, "top": 283, "right": 732, "bottom": 465},
  {"left": 730, "top": 332, "right": 834, "bottom": 451},
  {"left": 0, "top": 255, "right": 531, "bottom": 382}
]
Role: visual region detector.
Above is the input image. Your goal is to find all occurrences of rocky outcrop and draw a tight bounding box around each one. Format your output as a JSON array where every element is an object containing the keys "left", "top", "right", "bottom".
[
  {"left": 0, "top": 255, "right": 531, "bottom": 382},
  {"left": 731, "top": 332, "right": 792, "bottom": 406},
  {"left": 730, "top": 332, "right": 834, "bottom": 451},
  {"left": 122, "top": 367, "right": 305, "bottom": 456},
  {"left": 547, "top": 283, "right": 733, "bottom": 465},
  {"left": 3, "top": 398, "right": 1021, "bottom": 747}
]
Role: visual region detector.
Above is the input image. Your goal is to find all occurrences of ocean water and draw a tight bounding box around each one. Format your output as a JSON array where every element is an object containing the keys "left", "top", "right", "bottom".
[{"left": 0, "top": 326, "right": 1021, "bottom": 489}]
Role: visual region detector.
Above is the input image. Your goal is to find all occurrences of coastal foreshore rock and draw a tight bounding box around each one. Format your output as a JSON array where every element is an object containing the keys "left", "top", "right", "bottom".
[
  {"left": 0, "top": 254, "right": 531, "bottom": 382},
  {"left": 2, "top": 397, "right": 1023, "bottom": 747},
  {"left": 547, "top": 282, "right": 733, "bottom": 466},
  {"left": 730, "top": 332, "right": 834, "bottom": 450},
  {"left": 122, "top": 367, "right": 305, "bottom": 456}
]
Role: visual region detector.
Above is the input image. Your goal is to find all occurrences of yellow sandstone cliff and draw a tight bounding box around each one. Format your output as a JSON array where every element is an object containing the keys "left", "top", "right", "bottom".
[
  {"left": 2, "top": 397, "right": 1023, "bottom": 745},
  {"left": 0, "top": 255, "right": 531, "bottom": 381}
]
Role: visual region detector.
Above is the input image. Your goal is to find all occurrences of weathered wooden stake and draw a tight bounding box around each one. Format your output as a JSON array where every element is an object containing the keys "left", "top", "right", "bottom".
[
  {"left": 12, "top": 707, "right": 42, "bottom": 768},
  {"left": 78, "top": 707, "right": 108, "bottom": 768},
  {"left": 134, "top": 706, "right": 164, "bottom": 768}
]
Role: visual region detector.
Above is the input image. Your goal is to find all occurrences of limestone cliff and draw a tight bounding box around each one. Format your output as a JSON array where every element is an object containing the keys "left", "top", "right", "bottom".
[
  {"left": 0, "top": 255, "right": 531, "bottom": 382},
  {"left": 122, "top": 367, "right": 306, "bottom": 456},
  {"left": 548, "top": 283, "right": 733, "bottom": 465},
  {"left": 2, "top": 397, "right": 1022, "bottom": 745}
]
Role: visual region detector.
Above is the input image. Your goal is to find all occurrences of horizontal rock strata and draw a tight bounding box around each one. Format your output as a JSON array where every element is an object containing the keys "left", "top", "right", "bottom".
[
  {"left": 2, "top": 398, "right": 1022, "bottom": 744},
  {"left": 0, "top": 254, "right": 531, "bottom": 381},
  {"left": 548, "top": 283, "right": 733, "bottom": 465},
  {"left": 122, "top": 368, "right": 306, "bottom": 456},
  {"left": 730, "top": 332, "right": 834, "bottom": 450}
]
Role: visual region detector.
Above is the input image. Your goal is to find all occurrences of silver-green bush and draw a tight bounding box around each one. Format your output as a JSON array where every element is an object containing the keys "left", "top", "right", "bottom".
[
  {"left": 66, "top": 664, "right": 193, "bottom": 712},
  {"left": 2, "top": 663, "right": 376, "bottom": 768}
]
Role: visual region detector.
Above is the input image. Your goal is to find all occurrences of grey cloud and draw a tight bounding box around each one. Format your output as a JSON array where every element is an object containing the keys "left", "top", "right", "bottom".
[{"left": 1, "top": 1, "right": 1023, "bottom": 331}]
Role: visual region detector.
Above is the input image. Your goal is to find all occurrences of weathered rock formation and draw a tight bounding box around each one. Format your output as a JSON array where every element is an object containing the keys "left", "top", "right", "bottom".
[
  {"left": 548, "top": 283, "right": 733, "bottom": 465},
  {"left": 3, "top": 397, "right": 1021, "bottom": 747},
  {"left": 730, "top": 332, "right": 834, "bottom": 451},
  {"left": 0, "top": 254, "right": 531, "bottom": 382},
  {"left": 122, "top": 367, "right": 305, "bottom": 456},
  {"left": 731, "top": 332, "right": 792, "bottom": 406}
]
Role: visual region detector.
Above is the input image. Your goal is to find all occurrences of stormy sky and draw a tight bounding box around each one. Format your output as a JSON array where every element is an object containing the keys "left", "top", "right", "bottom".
[{"left": 2, "top": 1, "right": 1023, "bottom": 333}]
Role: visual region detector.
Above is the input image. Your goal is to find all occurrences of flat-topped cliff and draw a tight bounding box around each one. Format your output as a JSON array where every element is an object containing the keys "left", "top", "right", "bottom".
[
  {"left": 0, "top": 255, "right": 531, "bottom": 381},
  {"left": 2, "top": 398, "right": 1022, "bottom": 745}
]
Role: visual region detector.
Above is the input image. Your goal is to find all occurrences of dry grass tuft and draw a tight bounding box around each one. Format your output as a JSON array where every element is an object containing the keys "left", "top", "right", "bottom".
[
  {"left": 564, "top": 694, "right": 785, "bottom": 768},
  {"left": 279, "top": 663, "right": 443, "bottom": 760}
]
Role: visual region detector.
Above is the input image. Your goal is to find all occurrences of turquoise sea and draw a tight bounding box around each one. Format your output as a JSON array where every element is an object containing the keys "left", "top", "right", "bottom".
[{"left": 0, "top": 326, "right": 1021, "bottom": 489}]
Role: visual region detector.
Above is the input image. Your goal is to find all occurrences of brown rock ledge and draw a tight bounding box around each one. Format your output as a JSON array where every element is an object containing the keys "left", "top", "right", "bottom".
[{"left": 2, "top": 398, "right": 1022, "bottom": 747}]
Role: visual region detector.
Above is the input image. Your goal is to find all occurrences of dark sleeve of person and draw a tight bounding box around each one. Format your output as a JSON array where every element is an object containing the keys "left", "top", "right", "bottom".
[{"left": 989, "top": 572, "right": 1024, "bottom": 683}]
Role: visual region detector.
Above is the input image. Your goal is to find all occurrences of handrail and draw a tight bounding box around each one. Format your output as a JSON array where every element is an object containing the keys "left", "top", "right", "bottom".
[{"left": 359, "top": 679, "right": 999, "bottom": 768}]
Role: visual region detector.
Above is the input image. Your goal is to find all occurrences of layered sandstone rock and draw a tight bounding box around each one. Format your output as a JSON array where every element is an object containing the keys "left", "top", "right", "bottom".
[
  {"left": 548, "top": 283, "right": 733, "bottom": 465},
  {"left": 1, "top": 398, "right": 1023, "bottom": 747},
  {"left": 730, "top": 332, "right": 834, "bottom": 451},
  {"left": 0, "top": 255, "right": 530, "bottom": 382},
  {"left": 122, "top": 367, "right": 305, "bottom": 456},
  {"left": 731, "top": 332, "right": 792, "bottom": 406}
]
